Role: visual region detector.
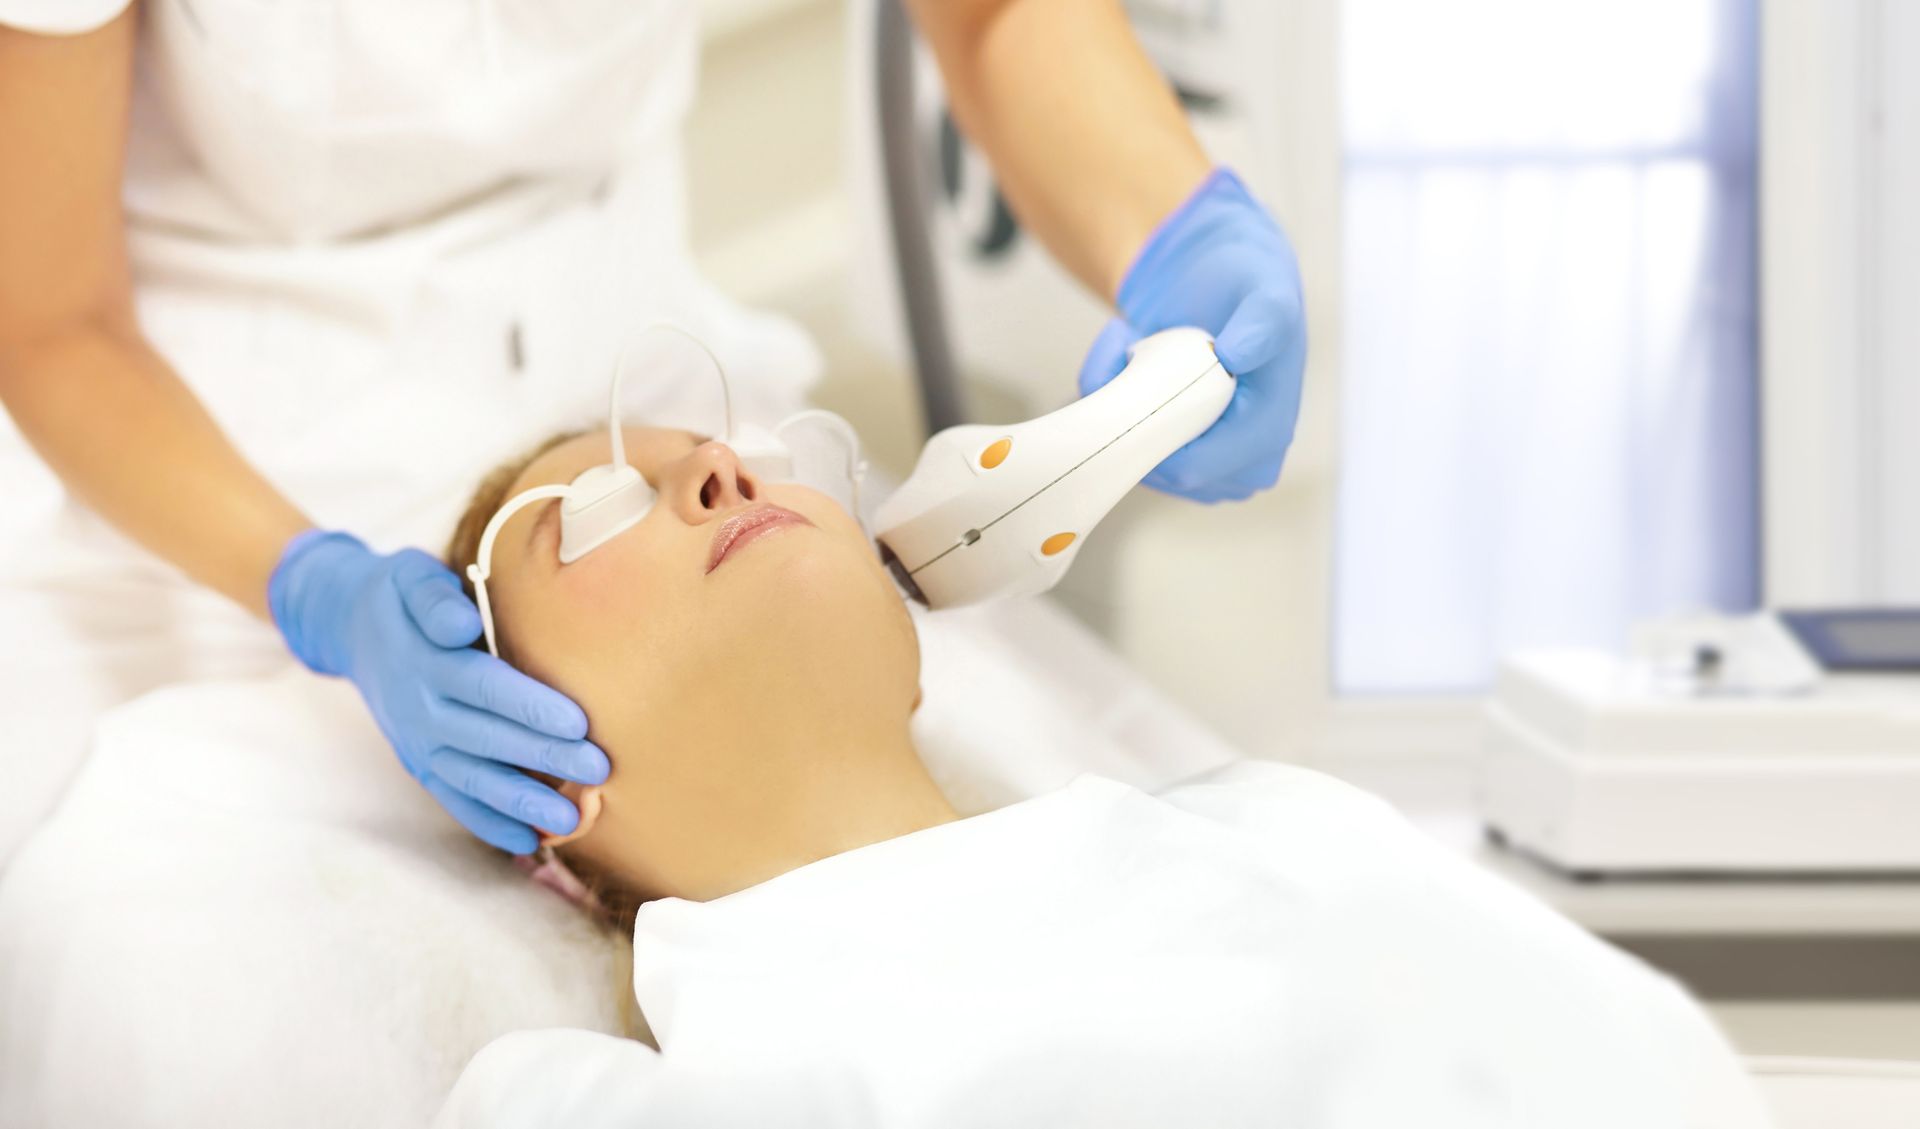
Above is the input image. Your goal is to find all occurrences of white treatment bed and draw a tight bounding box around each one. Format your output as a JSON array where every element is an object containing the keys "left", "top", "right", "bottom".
[{"left": 0, "top": 595, "right": 1914, "bottom": 1128}]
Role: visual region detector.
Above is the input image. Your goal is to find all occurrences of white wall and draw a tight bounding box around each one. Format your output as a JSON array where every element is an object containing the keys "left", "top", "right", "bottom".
[
  {"left": 698, "top": 0, "right": 822, "bottom": 41},
  {"left": 1873, "top": 0, "right": 1920, "bottom": 602},
  {"left": 1761, "top": 0, "right": 1920, "bottom": 606}
]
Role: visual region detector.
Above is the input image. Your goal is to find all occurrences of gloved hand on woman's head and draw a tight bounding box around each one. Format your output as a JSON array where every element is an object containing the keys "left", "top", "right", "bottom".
[{"left": 270, "top": 530, "right": 609, "bottom": 855}]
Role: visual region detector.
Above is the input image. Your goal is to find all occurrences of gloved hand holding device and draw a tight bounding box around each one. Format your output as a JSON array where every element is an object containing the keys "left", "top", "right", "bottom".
[
  {"left": 1078, "top": 169, "right": 1307, "bottom": 503},
  {"left": 269, "top": 529, "right": 609, "bottom": 855}
]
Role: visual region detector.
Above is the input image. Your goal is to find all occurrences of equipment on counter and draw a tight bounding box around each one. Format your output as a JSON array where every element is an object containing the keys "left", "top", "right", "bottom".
[{"left": 1479, "top": 611, "right": 1920, "bottom": 875}]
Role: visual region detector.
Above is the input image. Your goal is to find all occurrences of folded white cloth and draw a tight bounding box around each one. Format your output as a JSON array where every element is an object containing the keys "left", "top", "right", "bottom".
[{"left": 437, "top": 762, "right": 1770, "bottom": 1129}]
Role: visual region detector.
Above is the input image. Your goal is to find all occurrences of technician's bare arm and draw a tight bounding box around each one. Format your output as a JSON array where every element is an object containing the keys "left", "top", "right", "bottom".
[
  {"left": 0, "top": 9, "right": 310, "bottom": 615},
  {"left": 906, "top": 0, "right": 1214, "bottom": 302}
]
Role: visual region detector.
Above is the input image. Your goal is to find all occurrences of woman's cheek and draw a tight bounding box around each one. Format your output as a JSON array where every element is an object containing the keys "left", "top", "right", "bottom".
[
  {"left": 560, "top": 548, "right": 625, "bottom": 611},
  {"left": 558, "top": 537, "right": 670, "bottom": 620}
]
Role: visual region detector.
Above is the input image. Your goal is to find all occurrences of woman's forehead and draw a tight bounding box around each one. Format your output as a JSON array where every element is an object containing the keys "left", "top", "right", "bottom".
[{"left": 512, "top": 426, "right": 701, "bottom": 494}]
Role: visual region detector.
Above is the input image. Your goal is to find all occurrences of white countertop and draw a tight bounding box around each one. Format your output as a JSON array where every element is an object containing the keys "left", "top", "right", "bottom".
[{"left": 1331, "top": 755, "right": 1920, "bottom": 937}]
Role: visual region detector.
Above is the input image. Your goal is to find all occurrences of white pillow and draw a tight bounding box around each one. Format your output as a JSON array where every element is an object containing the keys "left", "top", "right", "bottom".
[{"left": 0, "top": 670, "right": 629, "bottom": 1129}]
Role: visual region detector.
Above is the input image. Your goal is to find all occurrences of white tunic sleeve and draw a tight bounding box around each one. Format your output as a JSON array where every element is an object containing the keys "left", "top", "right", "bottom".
[
  {"left": 0, "top": 0, "right": 129, "bottom": 35},
  {"left": 434, "top": 1028, "right": 869, "bottom": 1129},
  {"left": 433, "top": 1030, "right": 665, "bottom": 1129}
]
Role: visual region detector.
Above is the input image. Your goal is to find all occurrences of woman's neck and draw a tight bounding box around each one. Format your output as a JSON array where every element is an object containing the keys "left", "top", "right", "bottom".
[{"left": 572, "top": 705, "right": 959, "bottom": 903}]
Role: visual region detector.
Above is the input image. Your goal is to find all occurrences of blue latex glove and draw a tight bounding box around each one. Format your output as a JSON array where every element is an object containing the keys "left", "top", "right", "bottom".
[
  {"left": 269, "top": 530, "right": 609, "bottom": 854},
  {"left": 1078, "top": 168, "right": 1307, "bottom": 502}
]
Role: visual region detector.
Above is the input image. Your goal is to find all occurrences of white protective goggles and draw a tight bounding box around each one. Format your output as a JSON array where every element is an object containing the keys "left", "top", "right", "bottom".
[{"left": 466, "top": 326, "right": 867, "bottom": 658}]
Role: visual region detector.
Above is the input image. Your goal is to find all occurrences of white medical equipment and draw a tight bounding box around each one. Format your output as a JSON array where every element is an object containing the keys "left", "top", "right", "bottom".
[
  {"left": 464, "top": 327, "right": 865, "bottom": 658},
  {"left": 872, "top": 328, "right": 1232, "bottom": 609},
  {"left": 1479, "top": 611, "right": 1920, "bottom": 875}
]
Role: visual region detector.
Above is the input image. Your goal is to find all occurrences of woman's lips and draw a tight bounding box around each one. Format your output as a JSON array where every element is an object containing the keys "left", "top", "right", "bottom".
[{"left": 706, "top": 503, "right": 813, "bottom": 574}]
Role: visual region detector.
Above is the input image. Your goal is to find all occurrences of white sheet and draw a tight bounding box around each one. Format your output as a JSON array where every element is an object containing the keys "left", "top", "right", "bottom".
[
  {"left": 0, "top": 595, "right": 1240, "bottom": 1128},
  {"left": 436, "top": 762, "right": 1769, "bottom": 1129}
]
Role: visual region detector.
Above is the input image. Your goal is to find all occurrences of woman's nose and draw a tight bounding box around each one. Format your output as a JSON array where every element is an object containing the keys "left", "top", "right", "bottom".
[{"left": 669, "top": 441, "right": 760, "bottom": 523}]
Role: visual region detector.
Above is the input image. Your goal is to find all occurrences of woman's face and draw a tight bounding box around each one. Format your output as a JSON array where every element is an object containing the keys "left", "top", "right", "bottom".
[{"left": 481, "top": 426, "right": 921, "bottom": 896}]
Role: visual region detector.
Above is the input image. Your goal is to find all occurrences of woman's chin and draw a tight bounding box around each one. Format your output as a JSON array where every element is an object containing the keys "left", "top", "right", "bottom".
[{"left": 711, "top": 540, "right": 904, "bottom": 648}]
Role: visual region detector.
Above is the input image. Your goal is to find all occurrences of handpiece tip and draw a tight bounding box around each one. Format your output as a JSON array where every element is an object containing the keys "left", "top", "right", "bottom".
[{"left": 877, "top": 541, "right": 929, "bottom": 608}]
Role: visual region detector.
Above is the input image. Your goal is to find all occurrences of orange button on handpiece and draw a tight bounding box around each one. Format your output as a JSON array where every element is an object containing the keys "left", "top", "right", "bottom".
[
  {"left": 979, "top": 437, "right": 1013, "bottom": 469},
  {"left": 1040, "top": 532, "right": 1077, "bottom": 557}
]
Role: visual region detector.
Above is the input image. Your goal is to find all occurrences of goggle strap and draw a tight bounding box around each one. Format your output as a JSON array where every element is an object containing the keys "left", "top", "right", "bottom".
[
  {"left": 465, "top": 484, "right": 571, "bottom": 659},
  {"left": 632, "top": 323, "right": 734, "bottom": 444}
]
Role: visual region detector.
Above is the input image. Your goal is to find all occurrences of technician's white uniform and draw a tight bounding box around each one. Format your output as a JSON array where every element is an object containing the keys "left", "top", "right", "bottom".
[
  {"left": 0, "top": 0, "right": 817, "bottom": 868},
  {"left": 436, "top": 762, "right": 1769, "bottom": 1129}
]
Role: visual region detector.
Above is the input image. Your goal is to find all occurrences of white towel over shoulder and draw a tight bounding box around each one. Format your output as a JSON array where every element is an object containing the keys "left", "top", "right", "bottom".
[{"left": 436, "top": 762, "right": 1769, "bottom": 1129}]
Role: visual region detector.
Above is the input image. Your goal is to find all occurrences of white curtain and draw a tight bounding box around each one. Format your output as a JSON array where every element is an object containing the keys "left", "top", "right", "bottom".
[{"left": 1335, "top": 0, "right": 1760, "bottom": 693}]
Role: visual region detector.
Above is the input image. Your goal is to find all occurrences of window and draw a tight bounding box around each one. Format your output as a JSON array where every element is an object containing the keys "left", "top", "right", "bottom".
[{"left": 1335, "top": 0, "right": 1761, "bottom": 693}]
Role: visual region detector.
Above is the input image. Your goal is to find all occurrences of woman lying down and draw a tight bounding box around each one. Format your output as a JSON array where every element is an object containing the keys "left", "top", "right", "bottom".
[{"left": 432, "top": 425, "right": 1768, "bottom": 1129}]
